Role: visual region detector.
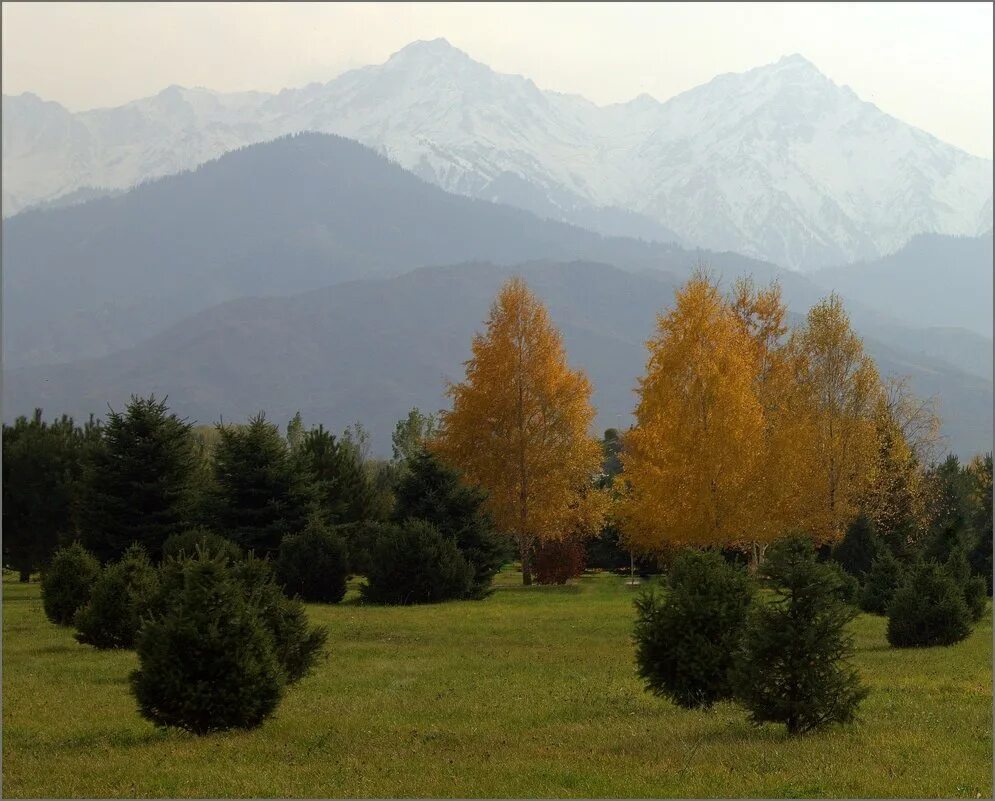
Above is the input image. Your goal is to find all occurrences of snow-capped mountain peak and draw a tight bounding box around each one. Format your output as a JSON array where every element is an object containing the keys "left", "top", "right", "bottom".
[{"left": 3, "top": 45, "right": 990, "bottom": 269}]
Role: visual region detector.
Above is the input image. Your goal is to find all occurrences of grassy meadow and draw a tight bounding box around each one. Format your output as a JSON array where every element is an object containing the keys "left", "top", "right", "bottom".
[{"left": 2, "top": 569, "right": 991, "bottom": 798}]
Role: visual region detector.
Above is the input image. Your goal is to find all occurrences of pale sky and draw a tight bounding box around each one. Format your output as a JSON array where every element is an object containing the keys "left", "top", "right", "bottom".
[{"left": 3, "top": 2, "right": 993, "bottom": 158}]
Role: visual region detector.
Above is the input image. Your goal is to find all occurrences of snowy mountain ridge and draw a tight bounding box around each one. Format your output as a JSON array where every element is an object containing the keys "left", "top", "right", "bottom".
[{"left": 4, "top": 39, "right": 991, "bottom": 270}]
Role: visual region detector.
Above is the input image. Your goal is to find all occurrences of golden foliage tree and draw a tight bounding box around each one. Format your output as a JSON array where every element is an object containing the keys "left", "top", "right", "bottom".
[
  {"left": 433, "top": 277, "right": 604, "bottom": 585},
  {"left": 730, "top": 278, "right": 817, "bottom": 564},
  {"left": 881, "top": 376, "right": 942, "bottom": 467},
  {"left": 860, "top": 393, "right": 928, "bottom": 554},
  {"left": 620, "top": 274, "right": 764, "bottom": 551},
  {"left": 790, "top": 294, "right": 880, "bottom": 542}
]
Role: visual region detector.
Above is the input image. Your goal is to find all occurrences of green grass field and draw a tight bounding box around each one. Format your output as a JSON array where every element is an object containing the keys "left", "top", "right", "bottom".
[{"left": 3, "top": 570, "right": 991, "bottom": 798}]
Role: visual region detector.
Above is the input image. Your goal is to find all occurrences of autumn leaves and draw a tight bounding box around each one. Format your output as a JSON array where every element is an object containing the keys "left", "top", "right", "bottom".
[
  {"left": 434, "top": 271, "right": 923, "bottom": 582},
  {"left": 434, "top": 277, "right": 604, "bottom": 585}
]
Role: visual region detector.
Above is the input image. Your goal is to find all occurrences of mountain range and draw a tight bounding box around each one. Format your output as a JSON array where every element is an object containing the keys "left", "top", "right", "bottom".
[
  {"left": 5, "top": 260, "right": 990, "bottom": 460},
  {"left": 1, "top": 133, "right": 770, "bottom": 368},
  {"left": 2, "top": 133, "right": 991, "bottom": 459},
  {"left": 4, "top": 39, "right": 991, "bottom": 270},
  {"left": 813, "top": 229, "right": 994, "bottom": 337}
]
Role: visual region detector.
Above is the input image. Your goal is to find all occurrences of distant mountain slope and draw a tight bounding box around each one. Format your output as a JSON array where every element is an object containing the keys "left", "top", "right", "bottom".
[
  {"left": 4, "top": 40, "right": 990, "bottom": 268},
  {"left": 812, "top": 231, "right": 994, "bottom": 337},
  {"left": 5, "top": 261, "right": 990, "bottom": 460},
  {"left": 0, "top": 132, "right": 782, "bottom": 368}
]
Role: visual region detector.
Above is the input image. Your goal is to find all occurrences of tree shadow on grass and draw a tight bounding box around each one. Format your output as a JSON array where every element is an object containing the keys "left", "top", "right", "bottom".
[{"left": 59, "top": 727, "right": 174, "bottom": 751}]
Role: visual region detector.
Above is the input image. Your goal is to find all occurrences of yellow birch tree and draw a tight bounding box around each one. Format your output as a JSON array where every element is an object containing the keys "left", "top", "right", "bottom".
[
  {"left": 730, "top": 278, "right": 817, "bottom": 565},
  {"left": 790, "top": 294, "right": 880, "bottom": 542},
  {"left": 433, "top": 277, "right": 604, "bottom": 585},
  {"left": 860, "top": 389, "right": 932, "bottom": 553},
  {"left": 620, "top": 273, "right": 764, "bottom": 551}
]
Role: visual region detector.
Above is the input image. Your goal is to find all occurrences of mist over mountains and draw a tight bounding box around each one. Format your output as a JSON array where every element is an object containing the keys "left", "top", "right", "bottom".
[
  {"left": 3, "top": 44, "right": 992, "bottom": 462},
  {"left": 5, "top": 259, "right": 991, "bottom": 460},
  {"left": 814, "top": 229, "right": 994, "bottom": 337},
  {"left": 4, "top": 39, "right": 991, "bottom": 270},
  {"left": 2, "top": 133, "right": 771, "bottom": 368}
]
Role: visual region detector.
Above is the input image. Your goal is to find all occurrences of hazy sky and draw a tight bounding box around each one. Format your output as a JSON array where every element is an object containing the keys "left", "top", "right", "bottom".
[{"left": 3, "top": 2, "right": 993, "bottom": 158}]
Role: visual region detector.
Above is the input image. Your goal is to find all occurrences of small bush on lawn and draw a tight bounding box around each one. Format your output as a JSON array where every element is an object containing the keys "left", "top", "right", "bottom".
[
  {"left": 74, "top": 544, "right": 159, "bottom": 649},
  {"left": 963, "top": 575, "right": 988, "bottom": 622},
  {"left": 888, "top": 561, "right": 971, "bottom": 648},
  {"left": 392, "top": 448, "right": 509, "bottom": 598},
  {"left": 361, "top": 520, "right": 474, "bottom": 605},
  {"left": 733, "top": 534, "right": 868, "bottom": 735},
  {"left": 153, "top": 551, "right": 327, "bottom": 684},
  {"left": 231, "top": 554, "right": 328, "bottom": 683},
  {"left": 276, "top": 518, "right": 350, "bottom": 603},
  {"left": 832, "top": 515, "right": 881, "bottom": 577},
  {"left": 859, "top": 550, "right": 905, "bottom": 615},
  {"left": 41, "top": 542, "right": 102, "bottom": 625},
  {"left": 131, "top": 552, "right": 284, "bottom": 734},
  {"left": 886, "top": 560, "right": 972, "bottom": 648},
  {"left": 162, "top": 528, "right": 242, "bottom": 563},
  {"left": 535, "top": 536, "right": 587, "bottom": 585},
  {"left": 944, "top": 547, "right": 988, "bottom": 622},
  {"left": 332, "top": 520, "right": 383, "bottom": 576},
  {"left": 824, "top": 561, "right": 860, "bottom": 605},
  {"left": 634, "top": 549, "right": 754, "bottom": 709}
]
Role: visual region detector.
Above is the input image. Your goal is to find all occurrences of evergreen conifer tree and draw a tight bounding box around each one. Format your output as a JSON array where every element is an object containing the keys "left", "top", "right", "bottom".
[
  {"left": 41, "top": 542, "right": 102, "bottom": 625},
  {"left": 831, "top": 515, "right": 881, "bottom": 577},
  {"left": 212, "top": 414, "right": 313, "bottom": 555},
  {"left": 733, "top": 535, "right": 868, "bottom": 734},
  {"left": 276, "top": 517, "right": 350, "bottom": 603},
  {"left": 393, "top": 449, "right": 508, "bottom": 598},
  {"left": 859, "top": 550, "right": 905, "bottom": 615},
  {"left": 2, "top": 411, "right": 84, "bottom": 579},
  {"left": 634, "top": 549, "right": 754, "bottom": 709},
  {"left": 74, "top": 544, "right": 160, "bottom": 649},
  {"left": 886, "top": 560, "right": 972, "bottom": 647},
  {"left": 131, "top": 552, "right": 285, "bottom": 733},
  {"left": 77, "top": 396, "right": 199, "bottom": 562},
  {"left": 297, "top": 424, "right": 376, "bottom": 525},
  {"left": 361, "top": 520, "right": 474, "bottom": 605}
]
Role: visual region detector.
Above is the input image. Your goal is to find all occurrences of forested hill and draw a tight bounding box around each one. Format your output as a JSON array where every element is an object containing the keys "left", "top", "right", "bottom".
[
  {"left": 3, "top": 132, "right": 774, "bottom": 368},
  {"left": 6, "top": 260, "right": 990, "bottom": 459}
]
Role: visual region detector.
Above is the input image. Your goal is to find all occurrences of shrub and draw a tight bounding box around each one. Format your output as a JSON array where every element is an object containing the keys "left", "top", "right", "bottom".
[
  {"left": 824, "top": 561, "right": 860, "bottom": 605},
  {"left": 945, "top": 547, "right": 988, "bottom": 622},
  {"left": 332, "top": 521, "right": 383, "bottom": 576},
  {"left": 392, "top": 448, "right": 509, "bottom": 598},
  {"left": 230, "top": 554, "right": 328, "bottom": 683},
  {"left": 162, "top": 528, "right": 242, "bottom": 563},
  {"left": 886, "top": 560, "right": 972, "bottom": 647},
  {"left": 152, "top": 551, "right": 327, "bottom": 684},
  {"left": 832, "top": 516, "right": 881, "bottom": 577},
  {"left": 634, "top": 549, "right": 754, "bottom": 709},
  {"left": 41, "top": 542, "right": 102, "bottom": 625},
  {"left": 361, "top": 520, "right": 474, "bottom": 605},
  {"left": 859, "top": 550, "right": 904, "bottom": 615},
  {"left": 276, "top": 519, "right": 350, "bottom": 603},
  {"left": 733, "top": 535, "right": 868, "bottom": 735},
  {"left": 74, "top": 544, "right": 160, "bottom": 649},
  {"left": 535, "top": 537, "right": 587, "bottom": 585},
  {"left": 131, "top": 552, "right": 285, "bottom": 733},
  {"left": 964, "top": 575, "right": 988, "bottom": 623},
  {"left": 968, "top": 524, "right": 993, "bottom": 596}
]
